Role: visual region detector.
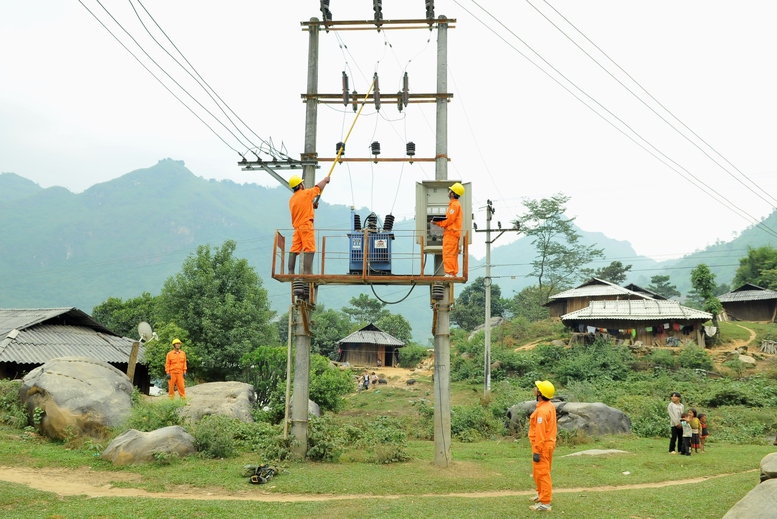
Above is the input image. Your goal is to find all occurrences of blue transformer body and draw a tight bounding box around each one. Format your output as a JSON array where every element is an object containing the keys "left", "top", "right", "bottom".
[{"left": 348, "top": 212, "right": 393, "bottom": 274}]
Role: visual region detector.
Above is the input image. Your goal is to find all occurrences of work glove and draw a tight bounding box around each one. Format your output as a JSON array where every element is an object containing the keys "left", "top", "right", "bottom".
[
  {"left": 532, "top": 453, "right": 540, "bottom": 463},
  {"left": 166, "top": 374, "right": 171, "bottom": 380}
]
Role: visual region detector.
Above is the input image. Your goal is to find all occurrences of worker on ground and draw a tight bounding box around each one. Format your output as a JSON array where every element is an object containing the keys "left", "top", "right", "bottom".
[
  {"left": 432, "top": 182, "right": 464, "bottom": 277},
  {"left": 288, "top": 174, "right": 330, "bottom": 279},
  {"left": 165, "top": 338, "right": 188, "bottom": 399},
  {"left": 528, "top": 379, "right": 557, "bottom": 512}
]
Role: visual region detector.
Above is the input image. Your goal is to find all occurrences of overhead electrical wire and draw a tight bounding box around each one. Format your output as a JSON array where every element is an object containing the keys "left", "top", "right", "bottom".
[
  {"left": 529, "top": 0, "right": 777, "bottom": 208},
  {"left": 455, "top": 0, "right": 777, "bottom": 240},
  {"left": 77, "top": 0, "right": 243, "bottom": 155}
]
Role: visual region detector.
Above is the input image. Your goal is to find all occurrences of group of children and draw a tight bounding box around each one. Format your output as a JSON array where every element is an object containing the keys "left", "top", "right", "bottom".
[{"left": 668, "top": 391, "right": 709, "bottom": 456}]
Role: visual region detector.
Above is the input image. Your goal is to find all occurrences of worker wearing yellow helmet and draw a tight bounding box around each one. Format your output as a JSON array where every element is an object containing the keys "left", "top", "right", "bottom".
[
  {"left": 528, "top": 380, "right": 557, "bottom": 512},
  {"left": 432, "top": 182, "right": 464, "bottom": 277},
  {"left": 288, "top": 174, "right": 330, "bottom": 277},
  {"left": 165, "top": 339, "right": 187, "bottom": 399}
]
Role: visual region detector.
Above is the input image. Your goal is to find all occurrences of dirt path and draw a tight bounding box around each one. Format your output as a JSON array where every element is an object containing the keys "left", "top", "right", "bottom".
[
  {"left": 0, "top": 466, "right": 755, "bottom": 502},
  {"left": 729, "top": 324, "right": 757, "bottom": 350}
]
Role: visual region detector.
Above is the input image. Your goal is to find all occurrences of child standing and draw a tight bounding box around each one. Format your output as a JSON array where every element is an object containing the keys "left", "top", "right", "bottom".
[
  {"left": 680, "top": 412, "right": 692, "bottom": 456},
  {"left": 699, "top": 413, "right": 709, "bottom": 452},
  {"left": 668, "top": 392, "right": 684, "bottom": 454},
  {"left": 689, "top": 409, "right": 701, "bottom": 454}
]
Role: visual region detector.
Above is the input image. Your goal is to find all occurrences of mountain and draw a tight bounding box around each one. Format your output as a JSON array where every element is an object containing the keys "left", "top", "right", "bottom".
[{"left": 1, "top": 161, "right": 773, "bottom": 341}]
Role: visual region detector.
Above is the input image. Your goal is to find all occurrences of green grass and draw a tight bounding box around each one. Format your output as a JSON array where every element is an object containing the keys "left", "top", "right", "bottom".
[{"left": 718, "top": 320, "right": 777, "bottom": 344}]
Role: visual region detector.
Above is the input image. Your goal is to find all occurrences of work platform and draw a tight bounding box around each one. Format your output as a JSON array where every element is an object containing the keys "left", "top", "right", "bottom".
[{"left": 271, "top": 228, "right": 469, "bottom": 287}]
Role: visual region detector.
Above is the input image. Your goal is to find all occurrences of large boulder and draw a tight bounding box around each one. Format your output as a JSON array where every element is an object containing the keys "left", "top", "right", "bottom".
[
  {"left": 102, "top": 426, "right": 197, "bottom": 465},
  {"left": 723, "top": 479, "right": 777, "bottom": 519},
  {"left": 180, "top": 381, "right": 257, "bottom": 423},
  {"left": 507, "top": 401, "right": 631, "bottom": 435},
  {"left": 760, "top": 452, "right": 777, "bottom": 482},
  {"left": 20, "top": 357, "right": 133, "bottom": 440}
]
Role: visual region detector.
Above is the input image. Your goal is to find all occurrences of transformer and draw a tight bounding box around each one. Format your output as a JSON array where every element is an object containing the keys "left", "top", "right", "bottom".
[{"left": 348, "top": 211, "right": 394, "bottom": 275}]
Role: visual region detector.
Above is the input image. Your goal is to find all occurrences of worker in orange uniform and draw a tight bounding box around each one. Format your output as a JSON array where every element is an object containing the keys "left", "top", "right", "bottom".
[
  {"left": 288, "top": 174, "right": 330, "bottom": 278},
  {"left": 165, "top": 338, "right": 188, "bottom": 399},
  {"left": 432, "top": 182, "right": 464, "bottom": 277},
  {"left": 528, "top": 380, "right": 557, "bottom": 512}
]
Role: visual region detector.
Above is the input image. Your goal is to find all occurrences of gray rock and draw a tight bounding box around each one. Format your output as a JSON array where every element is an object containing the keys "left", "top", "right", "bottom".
[
  {"left": 738, "top": 354, "right": 756, "bottom": 365},
  {"left": 723, "top": 478, "right": 777, "bottom": 519},
  {"left": 289, "top": 399, "right": 321, "bottom": 418},
  {"left": 180, "top": 381, "right": 257, "bottom": 423},
  {"left": 760, "top": 452, "right": 777, "bottom": 481},
  {"left": 506, "top": 401, "right": 631, "bottom": 435},
  {"left": 20, "top": 357, "right": 133, "bottom": 440},
  {"left": 102, "top": 426, "right": 197, "bottom": 465},
  {"left": 551, "top": 340, "right": 566, "bottom": 347}
]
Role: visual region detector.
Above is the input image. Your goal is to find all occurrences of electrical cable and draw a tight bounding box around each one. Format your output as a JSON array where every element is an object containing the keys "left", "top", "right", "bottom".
[
  {"left": 370, "top": 283, "right": 417, "bottom": 305},
  {"left": 76, "top": 0, "right": 243, "bottom": 156}
]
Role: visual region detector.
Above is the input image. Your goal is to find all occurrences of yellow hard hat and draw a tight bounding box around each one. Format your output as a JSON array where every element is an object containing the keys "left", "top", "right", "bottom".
[
  {"left": 172, "top": 338, "right": 182, "bottom": 345},
  {"left": 535, "top": 380, "right": 555, "bottom": 399},
  {"left": 449, "top": 182, "right": 464, "bottom": 196},
  {"left": 289, "top": 175, "right": 303, "bottom": 189}
]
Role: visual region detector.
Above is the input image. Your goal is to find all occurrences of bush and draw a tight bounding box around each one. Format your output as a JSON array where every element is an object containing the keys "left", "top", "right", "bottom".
[
  {"left": 309, "top": 355, "right": 355, "bottom": 414},
  {"left": 450, "top": 404, "right": 503, "bottom": 442},
  {"left": 554, "top": 338, "right": 632, "bottom": 384},
  {"left": 0, "top": 379, "right": 27, "bottom": 429},
  {"left": 190, "top": 415, "right": 238, "bottom": 459},
  {"left": 649, "top": 349, "right": 676, "bottom": 368},
  {"left": 677, "top": 345, "right": 713, "bottom": 370},
  {"left": 124, "top": 399, "right": 186, "bottom": 432},
  {"left": 398, "top": 344, "right": 429, "bottom": 368}
]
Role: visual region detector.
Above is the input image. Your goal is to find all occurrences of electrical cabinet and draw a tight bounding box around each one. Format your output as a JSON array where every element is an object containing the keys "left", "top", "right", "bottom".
[{"left": 415, "top": 180, "right": 472, "bottom": 254}]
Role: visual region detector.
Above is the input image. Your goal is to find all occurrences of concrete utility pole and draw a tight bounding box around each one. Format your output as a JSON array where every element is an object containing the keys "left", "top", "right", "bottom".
[
  {"left": 290, "top": 17, "right": 320, "bottom": 459},
  {"left": 433, "top": 16, "right": 452, "bottom": 468},
  {"left": 475, "top": 200, "right": 519, "bottom": 395}
]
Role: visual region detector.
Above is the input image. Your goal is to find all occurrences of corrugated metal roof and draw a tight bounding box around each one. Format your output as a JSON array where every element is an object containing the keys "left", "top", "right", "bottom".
[
  {"left": 0, "top": 324, "right": 143, "bottom": 364},
  {"left": 337, "top": 323, "right": 405, "bottom": 346},
  {"left": 548, "top": 278, "right": 651, "bottom": 302},
  {"left": 718, "top": 285, "right": 777, "bottom": 303},
  {"left": 561, "top": 300, "right": 712, "bottom": 321},
  {"left": 0, "top": 308, "right": 115, "bottom": 337}
]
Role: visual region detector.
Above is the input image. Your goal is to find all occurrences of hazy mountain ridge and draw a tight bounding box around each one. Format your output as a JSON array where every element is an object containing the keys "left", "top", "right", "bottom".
[{"left": 0, "top": 161, "right": 772, "bottom": 341}]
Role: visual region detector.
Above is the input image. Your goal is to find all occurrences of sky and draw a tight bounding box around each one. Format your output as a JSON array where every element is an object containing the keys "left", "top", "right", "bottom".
[{"left": 2, "top": 1, "right": 776, "bottom": 262}]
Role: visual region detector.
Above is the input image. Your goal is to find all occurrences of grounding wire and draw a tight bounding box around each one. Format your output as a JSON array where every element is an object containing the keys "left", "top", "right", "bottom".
[
  {"left": 370, "top": 283, "right": 417, "bottom": 305},
  {"left": 530, "top": 0, "right": 777, "bottom": 208},
  {"left": 77, "top": 0, "right": 242, "bottom": 155},
  {"left": 457, "top": 0, "right": 777, "bottom": 240},
  {"left": 90, "top": 0, "right": 253, "bottom": 154},
  {"left": 132, "top": 0, "right": 285, "bottom": 160}
]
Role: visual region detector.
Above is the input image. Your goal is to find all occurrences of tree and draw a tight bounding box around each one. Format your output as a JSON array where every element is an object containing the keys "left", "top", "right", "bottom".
[
  {"left": 690, "top": 263, "right": 721, "bottom": 327},
  {"left": 581, "top": 261, "right": 632, "bottom": 285},
  {"left": 342, "top": 294, "right": 390, "bottom": 324},
  {"left": 91, "top": 292, "right": 158, "bottom": 338},
  {"left": 451, "top": 277, "right": 504, "bottom": 331},
  {"left": 514, "top": 194, "right": 604, "bottom": 306},
  {"left": 505, "top": 285, "right": 551, "bottom": 322},
  {"left": 733, "top": 245, "right": 777, "bottom": 288},
  {"left": 156, "top": 240, "right": 278, "bottom": 381},
  {"left": 376, "top": 313, "right": 413, "bottom": 344},
  {"left": 647, "top": 275, "right": 681, "bottom": 299},
  {"left": 312, "top": 307, "right": 355, "bottom": 359}
]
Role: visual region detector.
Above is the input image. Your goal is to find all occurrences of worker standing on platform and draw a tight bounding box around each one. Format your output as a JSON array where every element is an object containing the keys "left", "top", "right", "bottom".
[
  {"left": 288, "top": 174, "right": 330, "bottom": 277},
  {"left": 432, "top": 182, "right": 464, "bottom": 277}
]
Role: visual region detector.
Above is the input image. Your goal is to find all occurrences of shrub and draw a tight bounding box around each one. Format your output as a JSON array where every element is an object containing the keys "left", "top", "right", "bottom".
[
  {"left": 0, "top": 379, "right": 27, "bottom": 429},
  {"left": 450, "top": 404, "right": 503, "bottom": 442},
  {"left": 649, "top": 349, "right": 676, "bottom": 368},
  {"left": 124, "top": 399, "right": 186, "bottom": 432},
  {"left": 677, "top": 345, "right": 713, "bottom": 370},
  {"left": 398, "top": 344, "right": 429, "bottom": 368},
  {"left": 554, "top": 338, "right": 632, "bottom": 384},
  {"left": 309, "top": 355, "right": 355, "bottom": 413},
  {"left": 191, "top": 415, "right": 238, "bottom": 459}
]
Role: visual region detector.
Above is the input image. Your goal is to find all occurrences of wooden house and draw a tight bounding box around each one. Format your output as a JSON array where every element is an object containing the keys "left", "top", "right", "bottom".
[
  {"left": 545, "top": 278, "right": 654, "bottom": 318},
  {"left": 561, "top": 299, "right": 711, "bottom": 347},
  {"left": 337, "top": 323, "right": 405, "bottom": 367},
  {"left": 623, "top": 284, "right": 668, "bottom": 300},
  {"left": 718, "top": 283, "right": 777, "bottom": 322},
  {"left": 0, "top": 308, "right": 150, "bottom": 393}
]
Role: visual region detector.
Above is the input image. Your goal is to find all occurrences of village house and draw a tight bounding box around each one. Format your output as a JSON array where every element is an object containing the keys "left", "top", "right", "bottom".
[
  {"left": 337, "top": 323, "right": 405, "bottom": 367},
  {"left": 718, "top": 283, "right": 777, "bottom": 322},
  {"left": 544, "top": 278, "right": 655, "bottom": 318}
]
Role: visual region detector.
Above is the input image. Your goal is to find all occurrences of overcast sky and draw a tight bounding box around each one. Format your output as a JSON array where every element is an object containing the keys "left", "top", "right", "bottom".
[{"left": 2, "top": 1, "right": 776, "bottom": 262}]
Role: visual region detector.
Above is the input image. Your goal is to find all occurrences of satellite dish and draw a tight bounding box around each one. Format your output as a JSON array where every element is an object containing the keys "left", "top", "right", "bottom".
[{"left": 138, "top": 322, "right": 154, "bottom": 342}]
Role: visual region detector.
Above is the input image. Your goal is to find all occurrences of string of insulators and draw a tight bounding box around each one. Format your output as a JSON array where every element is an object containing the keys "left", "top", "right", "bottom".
[
  {"left": 342, "top": 72, "right": 349, "bottom": 106},
  {"left": 373, "top": 0, "right": 383, "bottom": 22},
  {"left": 425, "top": 0, "right": 435, "bottom": 19},
  {"left": 402, "top": 72, "right": 409, "bottom": 108},
  {"left": 371, "top": 141, "right": 381, "bottom": 159},
  {"left": 383, "top": 214, "right": 395, "bottom": 232},
  {"left": 320, "top": 0, "right": 332, "bottom": 22},
  {"left": 406, "top": 141, "right": 415, "bottom": 159},
  {"left": 373, "top": 72, "right": 381, "bottom": 111}
]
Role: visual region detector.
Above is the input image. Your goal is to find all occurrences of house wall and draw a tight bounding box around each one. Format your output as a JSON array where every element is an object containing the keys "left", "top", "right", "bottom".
[
  {"left": 567, "top": 320, "right": 705, "bottom": 347},
  {"left": 339, "top": 345, "right": 399, "bottom": 367},
  {"left": 721, "top": 301, "right": 777, "bottom": 322}
]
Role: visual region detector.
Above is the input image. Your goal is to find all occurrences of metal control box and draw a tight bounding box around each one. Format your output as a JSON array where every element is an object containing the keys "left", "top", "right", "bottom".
[{"left": 415, "top": 180, "right": 472, "bottom": 254}]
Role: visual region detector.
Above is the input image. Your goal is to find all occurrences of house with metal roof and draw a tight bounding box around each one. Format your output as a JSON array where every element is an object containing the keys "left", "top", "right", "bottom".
[
  {"left": 544, "top": 278, "right": 655, "bottom": 318},
  {"left": 561, "top": 300, "right": 711, "bottom": 347},
  {"left": 0, "top": 308, "right": 150, "bottom": 392},
  {"left": 623, "top": 284, "right": 668, "bottom": 301},
  {"left": 718, "top": 283, "right": 777, "bottom": 322},
  {"left": 337, "top": 323, "right": 405, "bottom": 367}
]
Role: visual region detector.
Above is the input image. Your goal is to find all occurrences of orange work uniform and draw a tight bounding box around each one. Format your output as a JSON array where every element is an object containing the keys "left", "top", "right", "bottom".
[
  {"left": 165, "top": 349, "right": 187, "bottom": 399},
  {"left": 289, "top": 185, "right": 322, "bottom": 254},
  {"left": 434, "top": 197, "right": 462, "bottom": 275},
  {"left": 528, "top": 399, "right": 557, "bottom": 505}
]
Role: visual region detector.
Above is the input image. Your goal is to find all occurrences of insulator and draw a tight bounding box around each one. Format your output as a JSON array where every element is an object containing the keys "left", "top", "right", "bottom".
[
  {"left": 353, "top": 213, "right": 361, "bottom": 231},
  {"left": 320, "top": 0, "right": 332, "bottom": 22},
  {"left": 351, "top": 90, "right": 358, "bottom": 113},
  {"left": 406, "top": 142, "right": 416, "bottom": 157},
  {"left": 383, "top": 214, "right": 395, "bottom": 232},
  {"left": 425, "top": 0, "right": 434, "bottom": 19},
  {"left": 373, "top": 72, "right": 381, "bottom": 111},
  {"left": 396, "top": 91, "right": 403, "bottom": 113},
  {"left": 342, "top": 72, "right": 349, "bottom": 106},
  {"left": 402, "top": 72, "right": 409, "bottom": 107},
  {"left": 431, "top": 282, "right": 445, "bottom": 301},
  {"left": 366, "top": 213, "right": 378, "bottom": 230},
  {"left": 336, "top": 141, "right": 345, "bottom": 156},
  {"left": 370, "top": 141, "right": 381, "bottom": 156},
  {"left": 373, "top": 0, "right": 383, "bottom": 21}
]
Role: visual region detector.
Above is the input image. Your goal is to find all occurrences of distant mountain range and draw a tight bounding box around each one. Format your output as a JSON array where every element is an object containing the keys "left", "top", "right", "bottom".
[{"left": 2, "top": 160, "right": 776, "bottom": 341}]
